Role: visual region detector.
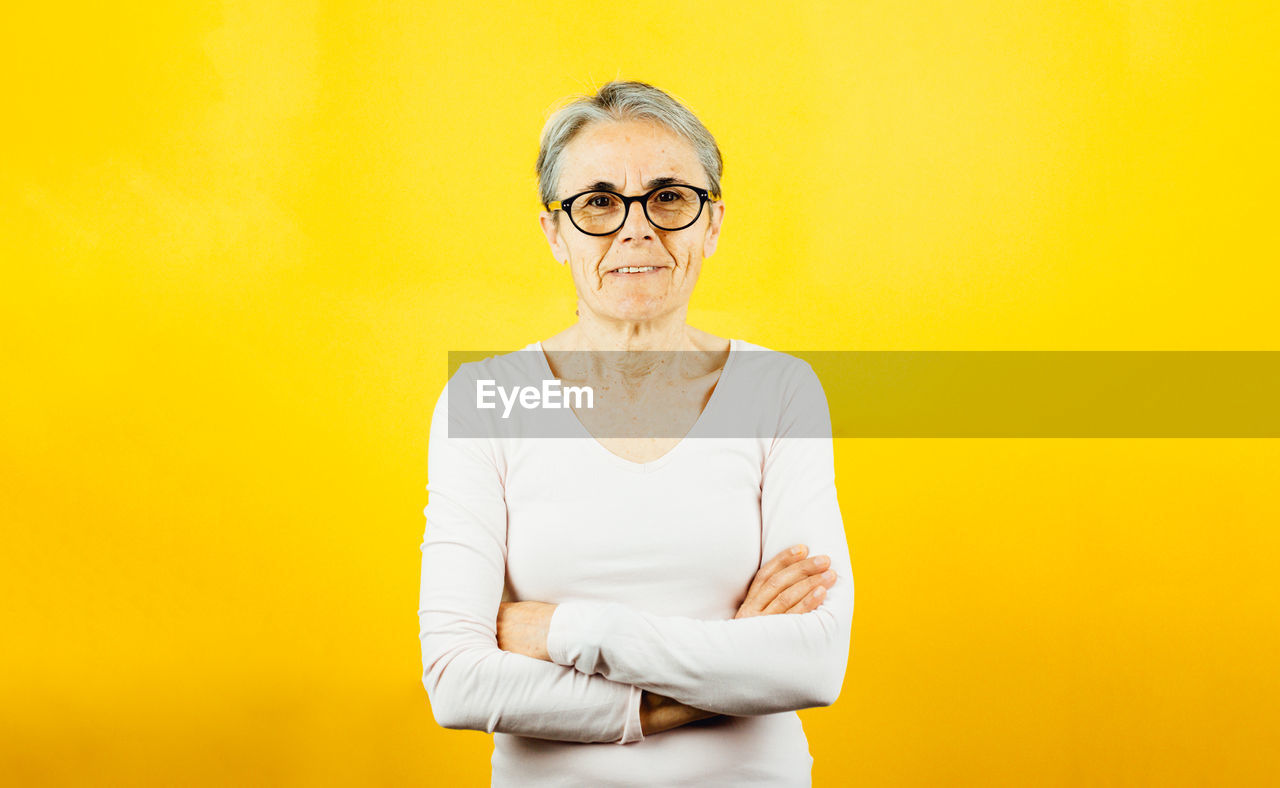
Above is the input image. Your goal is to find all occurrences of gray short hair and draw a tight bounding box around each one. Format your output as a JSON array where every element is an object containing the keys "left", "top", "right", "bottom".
[{"left": 535, "top": 80, "right": 724, "bottom": 207}]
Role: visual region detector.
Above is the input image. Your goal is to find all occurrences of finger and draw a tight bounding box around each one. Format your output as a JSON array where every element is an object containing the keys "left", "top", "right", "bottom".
[
  {"left": 777, "top": 571, "right": 838, "bottom": 615},
  {"left": 783, "top": 582, "right": 830, "bottom": 615},
  {"left": 753, "top": 554, "right": 832, "bottom": 613},
  {"left": 746, "top": 544, "right": 808, "bottom": 597},
  {"left": 743, "top": 544, "right": 808, "bottom": 604},
  {"left": 764, "top": 569, "right": 837, "bottom": 615},
  {"left": 737, "top": 547, "right": 807, "bottom": 619}
]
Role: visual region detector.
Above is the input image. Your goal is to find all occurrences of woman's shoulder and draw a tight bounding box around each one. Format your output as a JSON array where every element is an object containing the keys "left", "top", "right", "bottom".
[
  {"left": 723, "top": 342, "right": 831, "bottom": 440},
  {"left": 726, "top": 338, "right": 818, "bottom": 383}
]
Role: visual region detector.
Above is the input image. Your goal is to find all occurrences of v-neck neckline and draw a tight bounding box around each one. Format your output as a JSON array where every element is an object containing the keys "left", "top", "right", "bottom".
[{"left": 530, "top": 338, "right": 739, "bottom": 473}]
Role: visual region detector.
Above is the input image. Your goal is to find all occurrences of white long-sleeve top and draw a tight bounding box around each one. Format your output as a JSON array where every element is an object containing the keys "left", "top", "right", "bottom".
[{"left": 418, "top": 339, "right": 854, "bottom": 787}]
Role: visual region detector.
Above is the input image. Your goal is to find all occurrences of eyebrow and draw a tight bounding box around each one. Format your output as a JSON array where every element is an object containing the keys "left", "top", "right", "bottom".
[{"left": 575, "top": 176, "right": 684, "bottom": 194}]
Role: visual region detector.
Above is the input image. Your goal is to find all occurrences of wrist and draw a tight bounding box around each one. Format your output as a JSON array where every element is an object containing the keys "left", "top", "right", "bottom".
[{"left": 639, "top": 691, "right": 716, "bottom": 736}]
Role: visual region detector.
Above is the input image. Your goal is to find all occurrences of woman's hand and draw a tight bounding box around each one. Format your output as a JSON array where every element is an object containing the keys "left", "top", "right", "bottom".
[
  {"left": 734, "top": 544, "right": 837, "bottom": 619},
  {"left": 496, "top": 601, "right": 557, "bottom": 661}
]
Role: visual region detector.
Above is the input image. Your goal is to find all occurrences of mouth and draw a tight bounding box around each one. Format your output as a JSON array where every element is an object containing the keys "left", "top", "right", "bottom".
[{"left": 605, "top": 265, "right": 667, "bottom": 277}]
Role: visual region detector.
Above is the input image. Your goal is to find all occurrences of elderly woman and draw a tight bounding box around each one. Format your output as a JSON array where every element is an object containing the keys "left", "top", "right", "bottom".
[{"left": 419, "top": 81, "right": 854, "bottom": 786}]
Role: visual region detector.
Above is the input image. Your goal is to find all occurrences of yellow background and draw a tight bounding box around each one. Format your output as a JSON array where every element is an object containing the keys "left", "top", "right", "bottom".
[{"left": 3, "top": 1, "right": 1278, "bottom": 785}]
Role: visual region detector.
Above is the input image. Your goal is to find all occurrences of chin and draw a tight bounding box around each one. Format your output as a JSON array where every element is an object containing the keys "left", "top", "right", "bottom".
[{"left": 599, "top": 300, "right": 673, "bottom": 323}]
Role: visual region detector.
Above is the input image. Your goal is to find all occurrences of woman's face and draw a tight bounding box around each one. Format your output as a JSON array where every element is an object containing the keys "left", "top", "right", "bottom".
[{"left": 540, "top": 120, "right": 725, "bottom": 324}]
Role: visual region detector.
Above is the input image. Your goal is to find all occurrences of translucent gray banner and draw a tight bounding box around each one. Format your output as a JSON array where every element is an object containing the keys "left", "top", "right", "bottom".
[{"left": 445, "top": 351, "right": 1280, "bottom": 438}]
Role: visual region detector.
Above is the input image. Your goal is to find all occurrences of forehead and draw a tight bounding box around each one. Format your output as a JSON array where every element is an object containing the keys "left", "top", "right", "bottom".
[{"left": 558, "top": 120, "right": 703, "bottom": 193}]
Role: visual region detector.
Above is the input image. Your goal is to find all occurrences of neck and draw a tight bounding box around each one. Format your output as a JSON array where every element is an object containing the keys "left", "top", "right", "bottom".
[
  {"left": 567, "top": 306, "right": 696, "bottom": 352},
  {"left": 545, "top": 306, "right": 714, "bottom": 385}
]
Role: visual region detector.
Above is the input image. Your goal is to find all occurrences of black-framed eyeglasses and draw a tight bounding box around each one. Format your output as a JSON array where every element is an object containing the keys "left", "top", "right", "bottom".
[{"left": 546, "top": 184, "right": 720, "bottom": 236}]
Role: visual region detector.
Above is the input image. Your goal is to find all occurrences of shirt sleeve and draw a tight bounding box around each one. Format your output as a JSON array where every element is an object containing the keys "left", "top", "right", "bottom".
[
  {"left": 544, "top": 361, "right": 854, "bottom": 716},
  {"left": 419, "top": 374, "right": 645, "bottom": 743}
]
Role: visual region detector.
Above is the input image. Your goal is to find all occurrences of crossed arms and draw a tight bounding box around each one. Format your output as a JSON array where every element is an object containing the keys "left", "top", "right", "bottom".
[{"left": 418, "top": 365, "right": 854, "bottom": 743}]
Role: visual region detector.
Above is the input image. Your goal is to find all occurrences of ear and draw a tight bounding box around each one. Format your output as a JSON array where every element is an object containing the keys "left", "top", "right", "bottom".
[
  {"left": 702, "top": 200, "right": 726, "bottom": 258},
  {"left": 540, "top": 211, "right": 569, "bottom": 263}
]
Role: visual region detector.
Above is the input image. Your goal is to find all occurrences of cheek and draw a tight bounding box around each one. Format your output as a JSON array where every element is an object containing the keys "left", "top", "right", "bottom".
[
  {"left": 569, "top": 242, "right": 608, "bottom": 268},
  {"left": 678, "top": 243, "right": 704, "bottom": 273},
  {"left": 570, "top": 257, "right": 607, "bottom": 293},
  {"left": 663, "top": 238, "right": 696, "bottom": 266}
]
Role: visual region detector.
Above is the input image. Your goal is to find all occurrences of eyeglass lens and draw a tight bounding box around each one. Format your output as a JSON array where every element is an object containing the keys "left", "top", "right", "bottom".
[{"left": 571, "top": 186, "right": 703, "bottom": 234}]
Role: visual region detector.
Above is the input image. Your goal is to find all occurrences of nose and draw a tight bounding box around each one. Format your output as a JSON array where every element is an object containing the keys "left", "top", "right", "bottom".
[{"left": 618, "top": 199, "right": 656, "bottom": 243}]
